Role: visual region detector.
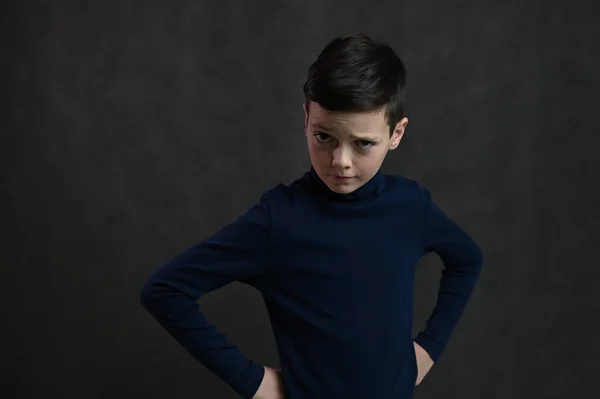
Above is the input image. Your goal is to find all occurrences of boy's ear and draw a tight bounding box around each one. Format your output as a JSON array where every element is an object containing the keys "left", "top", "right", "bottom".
[{"left": 389, "top": 117, "right": 408, "bottom": 150}]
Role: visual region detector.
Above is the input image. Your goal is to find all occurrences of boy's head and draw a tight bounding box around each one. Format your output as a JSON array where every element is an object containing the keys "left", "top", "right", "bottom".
[{"left": 303, "top": 33, "right": 408, "bottom": 195}]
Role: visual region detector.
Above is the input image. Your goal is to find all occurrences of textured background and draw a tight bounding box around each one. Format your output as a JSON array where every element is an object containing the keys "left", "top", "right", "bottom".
[{"left": 2, "top": 0, "right": 599, "bottom": 398}]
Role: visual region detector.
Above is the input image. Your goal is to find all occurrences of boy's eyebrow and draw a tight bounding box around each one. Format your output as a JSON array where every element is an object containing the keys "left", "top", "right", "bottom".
[
  {"left": 311, "top": 123, "right": 381, "bottom": 141},
  {"left": 311, "top": 122, "right": 334, "bottom": 131},
  {"left": 348, "top": 133, "right": 381, "bottom": 141}
]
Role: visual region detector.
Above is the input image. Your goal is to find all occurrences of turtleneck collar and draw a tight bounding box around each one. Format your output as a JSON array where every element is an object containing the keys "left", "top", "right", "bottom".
[{"left": 306, "top": 166, "right": 384, "bottom": 202}]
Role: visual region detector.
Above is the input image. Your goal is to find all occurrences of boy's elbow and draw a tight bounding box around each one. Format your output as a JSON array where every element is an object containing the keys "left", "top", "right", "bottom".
[
  {"left": 139, "top": 270, "right": 195, "bottom": 313},
  {"left": 139, "top": 278, "right": 160, "bottom": 310}
]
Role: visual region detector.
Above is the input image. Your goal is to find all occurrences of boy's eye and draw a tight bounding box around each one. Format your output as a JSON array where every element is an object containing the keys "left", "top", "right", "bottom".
[
  {"left": 356, "top": 140, "right": 374, "bottom": 149},
  {"left": 313, "top": 132, "right": 374, "bottom": 149},
  {"left": 314, "top": 132, "right": 332, "bottom": 142}
]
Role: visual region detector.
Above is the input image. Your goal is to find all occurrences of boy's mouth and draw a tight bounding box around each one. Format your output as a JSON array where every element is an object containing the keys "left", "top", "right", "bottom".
[{"left": 331, "top": 175, "right": 354, "bottom": 181}]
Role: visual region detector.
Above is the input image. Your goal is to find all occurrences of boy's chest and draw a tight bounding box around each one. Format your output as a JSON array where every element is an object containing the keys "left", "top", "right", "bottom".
[{"left": 269, "top": 209, "right": 423, "bottom": 302}]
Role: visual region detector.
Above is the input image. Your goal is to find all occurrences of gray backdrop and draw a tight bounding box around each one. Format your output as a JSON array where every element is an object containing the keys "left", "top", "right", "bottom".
[{"left": 3, "top": 0, "right": 599, "bottom": 398}]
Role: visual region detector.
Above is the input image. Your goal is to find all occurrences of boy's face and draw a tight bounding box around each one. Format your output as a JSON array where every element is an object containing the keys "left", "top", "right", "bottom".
[{"left": 304, "top": 101, "right": 408, "bottom": 195}]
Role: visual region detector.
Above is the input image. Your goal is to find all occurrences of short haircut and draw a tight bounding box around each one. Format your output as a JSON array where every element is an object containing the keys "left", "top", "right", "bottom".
[{"left": 303, "top": 33, "right": 406, "bottom": 137}]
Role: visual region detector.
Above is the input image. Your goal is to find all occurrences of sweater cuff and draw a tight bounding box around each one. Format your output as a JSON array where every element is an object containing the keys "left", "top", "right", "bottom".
[
  {"left": 237, "top": 360, "right": 265, "bottom": 399},
  {"left": 413, "top": 333, "right": 443, "bottom": 362}
]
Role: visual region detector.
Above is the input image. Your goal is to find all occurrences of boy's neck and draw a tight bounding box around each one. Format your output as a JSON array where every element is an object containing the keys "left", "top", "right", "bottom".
[{"left": 307, "top": 166, "right": 384, "bottom": 202}]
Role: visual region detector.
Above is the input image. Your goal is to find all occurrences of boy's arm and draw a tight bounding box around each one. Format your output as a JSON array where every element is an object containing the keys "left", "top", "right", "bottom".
[
  {"left": 413, "top": 187, "right": 484, "bottom": 362},
  {"left": 139, "top": 195, "right": 273, "bottom": 399}
]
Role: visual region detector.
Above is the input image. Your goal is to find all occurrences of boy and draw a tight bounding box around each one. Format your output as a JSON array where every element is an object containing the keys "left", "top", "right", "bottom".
[{"left": 140, "top": 33, "right": 483, "bottom": 399}]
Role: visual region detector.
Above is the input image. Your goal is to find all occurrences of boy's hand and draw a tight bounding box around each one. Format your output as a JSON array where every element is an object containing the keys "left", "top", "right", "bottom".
[
  {"left": 252, "top": 366, "right": 285, "bottom": 399},
  {"left": 413, "top": 342, "right": 434, "bottom": 386}
]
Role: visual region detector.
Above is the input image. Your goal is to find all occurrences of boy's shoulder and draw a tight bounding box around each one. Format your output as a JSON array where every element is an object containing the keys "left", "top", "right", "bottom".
[
  {"left": 380, "top": 172, "right": 433, "bottom": 204},
  {"left": 381, "top": 172, "right": 422, "bottom": 189},
  {"left": 257, "top": 170, "right": 312, "bottom": 203}
]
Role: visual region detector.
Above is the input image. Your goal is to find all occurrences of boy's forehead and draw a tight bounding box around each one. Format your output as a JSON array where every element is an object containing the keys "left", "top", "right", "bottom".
[{"left": 309, "top": 110, "right": 388, "bottom": 137}]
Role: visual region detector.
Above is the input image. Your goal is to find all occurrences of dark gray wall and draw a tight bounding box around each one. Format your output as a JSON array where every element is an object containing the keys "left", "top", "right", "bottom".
[{"left": 3, "top": 1, "right": 599, "bottom": 398}]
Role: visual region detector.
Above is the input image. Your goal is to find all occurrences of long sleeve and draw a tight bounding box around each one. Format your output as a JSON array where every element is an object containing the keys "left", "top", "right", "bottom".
[
  {"left": 139, "top": 196, "right": 273, "bottom": 399},
  {"left": 413, "top": 188, "right": 484, "bottom": 362}
]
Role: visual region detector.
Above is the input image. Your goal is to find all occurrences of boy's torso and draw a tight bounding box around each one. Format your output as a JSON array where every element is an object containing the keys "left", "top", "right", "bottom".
[{"left": 248, "top": 172, "right": 424, "bottom": 398}]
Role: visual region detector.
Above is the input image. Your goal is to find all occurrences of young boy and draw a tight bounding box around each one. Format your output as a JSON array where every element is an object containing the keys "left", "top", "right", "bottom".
[{"left": 140, "top": 33, "right": 483, "bottom": 399}]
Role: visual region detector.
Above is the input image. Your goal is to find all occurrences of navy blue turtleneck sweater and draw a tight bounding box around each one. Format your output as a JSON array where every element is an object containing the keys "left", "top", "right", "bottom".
[{"left": 140, "top": 168, "right": 483, "bottom": 399}]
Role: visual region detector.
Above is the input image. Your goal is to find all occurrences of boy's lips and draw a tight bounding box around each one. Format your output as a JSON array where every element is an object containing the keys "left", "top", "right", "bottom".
[{"left": 331, "top": 175, "right": 354, "bottom": 181}]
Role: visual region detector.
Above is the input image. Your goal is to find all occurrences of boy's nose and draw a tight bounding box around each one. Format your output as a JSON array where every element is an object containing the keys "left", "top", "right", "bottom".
[{"left": 331, "top": 147, "right": 352, "bottom": 169}]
